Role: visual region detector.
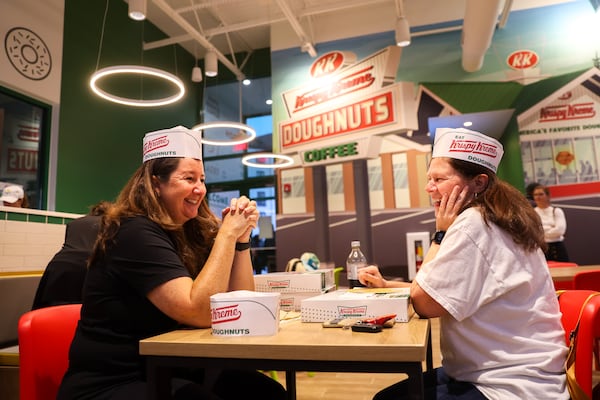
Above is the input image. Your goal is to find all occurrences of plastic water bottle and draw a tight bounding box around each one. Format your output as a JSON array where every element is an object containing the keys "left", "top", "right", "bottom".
[{"left": 346, "top": 240, "right": 367, "bottom": 288}]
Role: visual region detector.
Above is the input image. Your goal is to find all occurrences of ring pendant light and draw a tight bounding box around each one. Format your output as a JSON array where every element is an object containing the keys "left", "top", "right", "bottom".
[
  {"left": 89, "top": 65, "right": 185, "bottom": 107},
  {"left": 192, "top": 121, "right": 257, "bottom": 146},
  {"left": 242, "top": 153, "right": 294, "bottom": 169}
]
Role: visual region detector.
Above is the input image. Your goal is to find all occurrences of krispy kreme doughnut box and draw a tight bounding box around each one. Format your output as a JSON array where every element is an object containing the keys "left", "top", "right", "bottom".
[
  {"left": 300, "top": 287, "right": 411, "bottom": 323},
  {"left": 210, "top": 290, "right": 280, "bottom": 336}
]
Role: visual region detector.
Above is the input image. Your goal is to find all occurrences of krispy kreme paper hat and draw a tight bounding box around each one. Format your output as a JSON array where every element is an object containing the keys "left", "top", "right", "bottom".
[
  {"left": 0, "top": 185, "right": 24, "bottom": 203},
  {"left": 432, "top": 128, "right": 504, "bottom": 173},
  {"left": 142, "top": 126, "right": 202, "bottom": 163}
]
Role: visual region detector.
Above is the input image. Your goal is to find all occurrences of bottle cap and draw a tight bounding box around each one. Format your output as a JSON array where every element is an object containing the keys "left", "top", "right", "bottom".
[{"left": 351, "top": 240, "right": 360, "bottom": 247}]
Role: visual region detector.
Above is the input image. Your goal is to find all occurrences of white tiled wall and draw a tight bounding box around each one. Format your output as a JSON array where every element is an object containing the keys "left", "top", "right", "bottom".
[{"left": 0, "top": 208, "right": 83, "bottom": 272}]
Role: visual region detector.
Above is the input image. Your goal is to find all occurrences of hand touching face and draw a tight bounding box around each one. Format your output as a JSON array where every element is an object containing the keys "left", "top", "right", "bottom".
[{"left": 425, "top": 158, "right": 472, "bottom": 231}]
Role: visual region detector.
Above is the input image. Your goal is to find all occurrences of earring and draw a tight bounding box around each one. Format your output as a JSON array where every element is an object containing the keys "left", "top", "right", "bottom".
[{"left": 474, "top": 192, "right": 478, "bottom": 198}]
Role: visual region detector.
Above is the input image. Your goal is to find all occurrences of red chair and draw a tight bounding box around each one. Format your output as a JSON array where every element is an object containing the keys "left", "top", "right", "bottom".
[
  {"left": 18, "top": 304, "right": 81, "bottom": 400},
  {"left": 548, "top": 261, "right": 579, "bottom": 268},
  {"left": 548, "top": 261, "right": 579, "bottom": 290},
  {"left": 573, "top": 270, "right": 600, "bottom": 292},
  {"left": 557, "top": 290, "right": 600, "bottom": 398}
]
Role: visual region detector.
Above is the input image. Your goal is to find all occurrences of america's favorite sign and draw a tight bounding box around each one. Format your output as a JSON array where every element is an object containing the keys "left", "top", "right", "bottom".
[{"left": 278, "top": 46, "right": 418, "bottom": 166}]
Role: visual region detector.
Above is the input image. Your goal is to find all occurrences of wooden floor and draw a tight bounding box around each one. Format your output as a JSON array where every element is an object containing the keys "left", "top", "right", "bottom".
[
  {"left": 271, "top": 317, "right": 442, "bottom": 400},
  {"left": 272, "top": 316, "right": 600, "bottom": 400}
]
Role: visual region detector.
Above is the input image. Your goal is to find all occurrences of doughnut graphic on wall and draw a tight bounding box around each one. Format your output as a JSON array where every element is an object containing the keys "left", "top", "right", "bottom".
[{"left": 4, "top": 27, "right": 52, "bottom": 80}]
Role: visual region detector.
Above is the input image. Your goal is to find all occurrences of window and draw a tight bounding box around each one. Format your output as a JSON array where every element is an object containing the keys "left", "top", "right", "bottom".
[
  {"left": 0, "top": 87, "right": 48, "bottom": 209},
  {"left": 203, "top": 77, "right": 277, "bottom": 273}
]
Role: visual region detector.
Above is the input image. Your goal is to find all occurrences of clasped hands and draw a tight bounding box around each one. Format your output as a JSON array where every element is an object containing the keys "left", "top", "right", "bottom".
[{"left": 221, "top": 196, "right": 259, "bottom": 242}]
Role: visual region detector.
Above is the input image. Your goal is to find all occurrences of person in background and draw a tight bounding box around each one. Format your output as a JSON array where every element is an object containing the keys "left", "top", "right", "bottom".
[
  {"left": 32, "top": 201, "right": 111, "bottom": 310},
  {"left": 525, "top": 181, "right": 540, "bottom": 207},
  {"left": 532, "top": 184, "right": 570, "bottom": 262},
  {"left": 359, "top": 128, "right": 568, "bottom": 400},
  {"left": 58, "top": 126, "right": 286, "bottom": 400},
  {"left": 0, "top": 184, "right": 29, "bottom": 208}
]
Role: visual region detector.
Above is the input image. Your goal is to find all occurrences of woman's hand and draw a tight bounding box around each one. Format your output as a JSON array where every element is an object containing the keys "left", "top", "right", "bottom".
[
  {"left": 435, "top": 185, "right": 469, "bottom": 231},
  {"left": 358, "top": 265, "right": 387, "bottom": 288},
  {"left": 221, "top": 196, "right": 259, "bottom": 242}
]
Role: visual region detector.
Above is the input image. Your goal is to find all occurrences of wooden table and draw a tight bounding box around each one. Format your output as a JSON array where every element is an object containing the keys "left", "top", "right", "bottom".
[
  {"left": 549, "top": 265, "right": 600, "bottom": 282},
  {"left": 140, "top": 315, "right": 432, "bottom": 400}
]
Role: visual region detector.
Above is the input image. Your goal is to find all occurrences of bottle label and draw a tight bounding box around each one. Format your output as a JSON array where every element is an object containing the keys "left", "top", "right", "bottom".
[{"left": 348, "top": 263, "right": 358, "bottom": 280}]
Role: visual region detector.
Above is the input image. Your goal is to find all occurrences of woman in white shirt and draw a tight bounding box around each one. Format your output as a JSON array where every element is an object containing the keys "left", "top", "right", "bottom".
[
  {"left": 359, "top": 128, "right": 568, "bottom": 400},
  {"left": 532, "top": 184, "right": 570, "bottom": 262}
]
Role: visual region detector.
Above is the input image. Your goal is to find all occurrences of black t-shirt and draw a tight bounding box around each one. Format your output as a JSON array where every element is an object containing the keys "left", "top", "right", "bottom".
[
  {"left": 32, "top": 215, "right": 101, "bottom": 309},
  {"left": 59, "top": 216, "right": 191, "bottom": 399}
]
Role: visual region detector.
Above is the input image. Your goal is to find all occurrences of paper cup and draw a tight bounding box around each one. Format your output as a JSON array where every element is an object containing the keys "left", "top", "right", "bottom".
[{"left": 210, "top": 290, "right": 280, "bottom": 337}]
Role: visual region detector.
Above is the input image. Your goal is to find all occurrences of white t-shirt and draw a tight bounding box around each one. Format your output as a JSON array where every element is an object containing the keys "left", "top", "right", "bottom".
[
  {"left": 415, "top": 207, "right": 568, "bottom": 400},
  {"left": 535, "top": 206, "right": 567, "bottom": 243}
]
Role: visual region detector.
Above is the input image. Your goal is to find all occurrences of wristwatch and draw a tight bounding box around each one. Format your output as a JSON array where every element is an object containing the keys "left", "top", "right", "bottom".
[
  {"left": 431, "top": 231, "right": 446, "bottom": 245},
  {"left": 235, "top": 241, "right": 251, "bottom": 251}
]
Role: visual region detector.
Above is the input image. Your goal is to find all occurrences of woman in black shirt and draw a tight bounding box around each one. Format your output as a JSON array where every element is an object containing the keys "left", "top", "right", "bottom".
[{"left": 58, "top": 126, "right": 285, "bottom": 400}]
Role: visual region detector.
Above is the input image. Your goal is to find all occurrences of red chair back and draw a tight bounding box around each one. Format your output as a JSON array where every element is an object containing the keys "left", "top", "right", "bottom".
[
  {"left": 548, "top": 261, "right": 579, "bottom": 268},
  {"left": 18, "top": 304, "right": 81, "bottom": 400},
  {"left": 573, "top": 270, "right": 600, "bottom": 292},
  {"left": 557, "top": 290, "right": 600, "bottom": 398}
]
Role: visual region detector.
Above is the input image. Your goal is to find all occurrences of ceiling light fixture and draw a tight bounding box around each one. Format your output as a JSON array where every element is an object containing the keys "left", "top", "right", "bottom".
[
  {"left": 191, "top": 59, "right": 203, "bottom": 82},
  {"left": 128, "top": 0, "right": 147, "bottom": 21},
  {"left": 394, "top": 0, "right": 411, "bottom": 47},
  {"left": 90, "top": 1, "right": 184, "bottom": 107},
  {"left": 192, "top": 121, "right": 256, "bottom": 146},
  {"left": 395, "top": 16, "right": 411, "bottom": 47},
  {"left": 205, "top": 50, "right": 218, "bottom": 77},
  {"left": 89, "top": 66, "right": 185, "bottom": 107},
  {"left": 242, "top": 153, "right": 294, "bottom": 169}
]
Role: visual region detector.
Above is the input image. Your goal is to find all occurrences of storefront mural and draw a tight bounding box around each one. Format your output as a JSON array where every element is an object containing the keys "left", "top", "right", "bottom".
[{"left": 518, "top": 67, "right": 600, "bottom": 194}]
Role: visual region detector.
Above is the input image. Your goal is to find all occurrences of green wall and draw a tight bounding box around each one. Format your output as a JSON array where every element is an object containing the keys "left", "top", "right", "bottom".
[{"left": 58, "top": 0, "right": 200, "bottom": 213}]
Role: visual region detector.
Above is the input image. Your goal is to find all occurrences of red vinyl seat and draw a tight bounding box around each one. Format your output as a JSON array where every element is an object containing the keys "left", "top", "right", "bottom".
[
  {"left": 557, "top": 290, "right": 600, "bottom": 398},
  {"left": 18, "top": 304, "right": 81, "bottom": 400},
  {"left": 548, "top": 261, "right": 579, "bottom": 290},
  {"left": 573, "top": 270, "right": 600, "bottom": 292},
  {"left": 548, "top": 261, "right": 579, "bottom": 268}
]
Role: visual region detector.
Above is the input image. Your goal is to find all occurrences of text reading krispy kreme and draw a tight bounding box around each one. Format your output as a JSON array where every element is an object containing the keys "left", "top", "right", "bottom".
[
  {"left": 211, "top": 304, "right": 242, "bottom": 324},
  {"left": 448, "top": 138, "right": 499, "bottom": 158},
  {"left": 281, "top": 92, "right": 393, "bottom": 148},
  {"left": 143, "top": 135, "right": 169, "bottom": 155}
]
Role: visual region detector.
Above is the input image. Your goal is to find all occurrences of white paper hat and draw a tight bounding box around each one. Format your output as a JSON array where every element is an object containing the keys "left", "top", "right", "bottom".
[
  {"left": 432, "top": 128, "right": 504, "bottom": 173},
  {"left": 142, "top": 126, "right": 203, "bottom": 163},
  {"left": 0, "top": 185, "right": 24, "bottom": 203}
]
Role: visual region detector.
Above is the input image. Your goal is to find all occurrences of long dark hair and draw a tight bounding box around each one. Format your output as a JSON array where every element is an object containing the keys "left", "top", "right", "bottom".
[
  {"left": 89, "top": 158, "right": 220, "bottom": 277},
  {"left": 449, "top": 158, "right": 546, "bottom": 253}
]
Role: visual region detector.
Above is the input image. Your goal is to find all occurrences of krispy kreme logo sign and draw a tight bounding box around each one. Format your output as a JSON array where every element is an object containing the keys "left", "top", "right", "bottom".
[
  {"left": 143, "top": 135, "right": 169, "bottom": 155},
  {"left": 448, "top": 139, "right": 499, "bottom": 158},
  {"left": 278, "top": 46, "right": 418, "bottom": 158},
  {"left": 506, "top": 50, "right": 539, "bottom": 70},
  {"left": 282, "top": 46, "right": 400, "bottom": 119},
  {"left": 294, "top": 65, "right": 376, "bottom": 113},
  {"left": 211, "top": 304, "right": 242, "bottom": 324},
  {"left": 539, "top": 102, "right": 596, "bottom": 122},
  {"left": 309, "top": 51, "right": 353, "bottom": 78}
]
